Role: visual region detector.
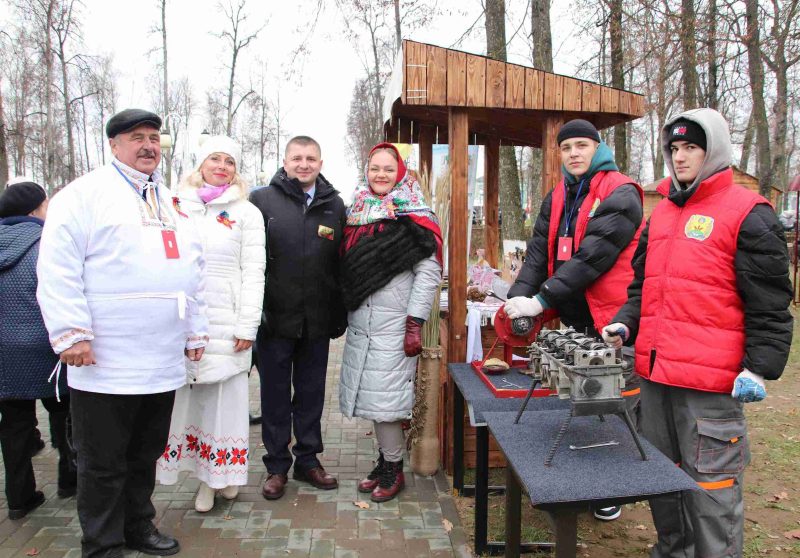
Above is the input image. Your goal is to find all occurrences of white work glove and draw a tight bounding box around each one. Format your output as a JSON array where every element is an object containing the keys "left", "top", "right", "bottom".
[
  {"left": 731, "top": 369, "right": 766, "bottom": 403},
  {"left": 504, "top": 296, "right": 543, "bottom": 319},
  {"left": 601, "top": 323, "right": 630, "bottom": 349}
]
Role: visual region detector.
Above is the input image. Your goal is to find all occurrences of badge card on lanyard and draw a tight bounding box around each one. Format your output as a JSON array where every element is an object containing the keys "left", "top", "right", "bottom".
[
  {"left": 558, "top": 179, "right": 585, "bottom": 262},
  {"left": 114, "top": 164, "right": 181, "bottom": 259}
]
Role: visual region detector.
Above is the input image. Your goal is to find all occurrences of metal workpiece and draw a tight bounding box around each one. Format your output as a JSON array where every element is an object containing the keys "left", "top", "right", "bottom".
[{"left": 513, "top": 327, "right": 648, "bottom": 465}]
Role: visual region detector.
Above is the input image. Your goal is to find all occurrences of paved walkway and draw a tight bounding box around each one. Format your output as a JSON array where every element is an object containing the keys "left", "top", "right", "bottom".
[{"left": 0, "top": 339, "right": 471, "bottom": 558}]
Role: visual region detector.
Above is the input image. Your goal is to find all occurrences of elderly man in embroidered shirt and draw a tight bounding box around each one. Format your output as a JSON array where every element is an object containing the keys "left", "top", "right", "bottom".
[{"left": 37, "top": 108, "right": 208, "bottom": 558}]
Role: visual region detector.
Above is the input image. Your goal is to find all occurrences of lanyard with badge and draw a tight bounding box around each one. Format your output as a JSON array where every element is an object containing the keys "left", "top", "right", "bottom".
[
  {"left": 557, "top": 178, "right": 585, "bottom": 261},
  {"left": 113, "top": 164, "right": 180, "bottom": 259}
]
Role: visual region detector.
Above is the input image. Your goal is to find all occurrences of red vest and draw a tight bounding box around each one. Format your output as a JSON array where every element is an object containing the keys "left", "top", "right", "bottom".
[
  {"left": 635, "top": 168, "right": 767, "bottom": 393},
  {"left": 547, "top": 171, "right": 644, "bottom": 331}
]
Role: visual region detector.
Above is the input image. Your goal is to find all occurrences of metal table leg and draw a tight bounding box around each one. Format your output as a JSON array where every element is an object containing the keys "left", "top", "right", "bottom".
[
  {"left": 475, "top": 425, "right": 490, "bottom": 554},
  {"left": 452, "top": 384, "right": 465, "bottom": 493},
  {"left": 504, "top": 466, "right": 522, "bottom": 558}
]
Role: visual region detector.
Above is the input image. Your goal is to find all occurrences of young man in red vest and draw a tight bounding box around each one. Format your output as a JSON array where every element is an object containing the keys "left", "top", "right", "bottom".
[
  {"left": 603, "top": 108, "right": 793, "bottom": 557},
  {"left": 505, "top": 119, "right": 644, "bottom": 521}
]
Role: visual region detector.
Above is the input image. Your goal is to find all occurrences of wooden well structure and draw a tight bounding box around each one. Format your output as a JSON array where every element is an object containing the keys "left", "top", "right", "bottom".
[{"left": 383, "top": 39, "right": 646, "bottom": 470}]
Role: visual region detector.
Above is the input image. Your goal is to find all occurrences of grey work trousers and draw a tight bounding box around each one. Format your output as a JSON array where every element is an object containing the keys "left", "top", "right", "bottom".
[{"left": 640, "top": 379, "right": 750, "bottom": 558}]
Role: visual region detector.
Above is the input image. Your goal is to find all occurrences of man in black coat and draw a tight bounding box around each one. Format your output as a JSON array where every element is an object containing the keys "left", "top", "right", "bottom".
[{"left": 249, "top": 136, "right": 347, "bottom": 500}]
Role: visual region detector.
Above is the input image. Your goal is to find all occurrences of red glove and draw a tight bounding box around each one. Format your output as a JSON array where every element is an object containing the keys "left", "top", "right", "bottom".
[{"left": 403, "top": 316, "right": 424, "bottom": 357}]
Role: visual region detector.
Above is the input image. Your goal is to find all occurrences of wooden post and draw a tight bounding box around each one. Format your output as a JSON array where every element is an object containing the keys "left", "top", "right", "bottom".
[
  {"left": 484, "top": 136, "right": 500, "bottom": 268},
  {"left": 418, "top": 125, "right": 434, "bottom": 179},
  {"left": 541, "top": 116, "right": 564, "bottom": 198},
  {"left": 448, "top": 108, "right": 468, "bottom": 364}
]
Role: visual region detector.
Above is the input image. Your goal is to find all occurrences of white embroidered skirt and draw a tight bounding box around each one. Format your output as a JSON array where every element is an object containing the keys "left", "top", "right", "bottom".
[{"left": 156, "top": 373, "right": 249, "bottom": 488}]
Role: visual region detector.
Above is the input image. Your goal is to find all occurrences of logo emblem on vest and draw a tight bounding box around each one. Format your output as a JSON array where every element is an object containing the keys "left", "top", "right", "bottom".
[
  {"left": 684, "top": 214, "right": 714, "bottom": 241},
  {"left": 589, "top": 198, "right": 601, "bottom": 217}
]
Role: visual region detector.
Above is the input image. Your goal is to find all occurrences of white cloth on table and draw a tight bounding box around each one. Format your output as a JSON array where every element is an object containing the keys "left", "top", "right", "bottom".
[
  {"left": 466, "top": 306, "right": 484, "bottom": 362},
  {"left": 156, "top": 373, "right": 249, "bottom": 488}
]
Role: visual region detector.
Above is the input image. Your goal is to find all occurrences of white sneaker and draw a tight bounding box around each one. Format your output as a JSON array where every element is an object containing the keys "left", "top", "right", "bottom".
[
  {"left": 593, "top": 505, "right": 622, "bottom": 521},
  {"left": 194, "top": 482, "right": 216, "bottom": 513},
  {"left": 220, "top": 485, "right": 239, "bottom": 500}
]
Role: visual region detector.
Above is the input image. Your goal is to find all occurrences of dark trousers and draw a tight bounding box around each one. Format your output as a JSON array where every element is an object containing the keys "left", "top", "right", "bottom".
[
  {"left": 70, "top": 388, "right": 175, "bottom": 558},
  {"left": 0, "top": 396, "right": 74, "bottom": 509},
  {"left": 257, "top": 329, "right": 330, "bottom": 475}
]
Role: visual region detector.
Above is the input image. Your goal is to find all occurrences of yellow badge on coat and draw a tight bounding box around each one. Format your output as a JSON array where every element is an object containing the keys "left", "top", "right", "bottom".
[
  {"left": 684, "top": 214, "right": 714, "bottom": 241},
  {"left": 588, "top": 198, "right": 601, "bottom": 217},
  {"left": 318, "top": 225, "right": 334, "bottom": 240}
]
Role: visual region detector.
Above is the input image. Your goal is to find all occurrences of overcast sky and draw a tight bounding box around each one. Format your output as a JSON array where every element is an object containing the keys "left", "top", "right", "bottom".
[{"left": 2, "top": 0, "right": 583, "bottom": 199}]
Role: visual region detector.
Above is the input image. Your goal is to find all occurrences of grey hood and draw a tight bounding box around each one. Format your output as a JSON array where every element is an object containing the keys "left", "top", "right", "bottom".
[{"left": 662, "top": 108, "right": 732, "bottom": 196}]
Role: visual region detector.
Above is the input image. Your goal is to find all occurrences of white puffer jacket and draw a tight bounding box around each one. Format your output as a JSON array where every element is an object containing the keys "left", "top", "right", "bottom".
[{"left": 177, "top": 183, "right": 266, "bottom": 384}]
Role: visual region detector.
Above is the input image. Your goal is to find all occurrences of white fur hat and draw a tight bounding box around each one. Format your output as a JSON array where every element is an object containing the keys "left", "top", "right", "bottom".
[{"left": 196, "top": 135, "right": 241, "bottom": 168}]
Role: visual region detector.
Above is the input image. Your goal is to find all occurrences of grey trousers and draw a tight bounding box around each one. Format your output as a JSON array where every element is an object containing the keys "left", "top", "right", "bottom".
[
  {"left": 640, "top": 379, "right": 750, "bottom": 558},
  {"left": 373, "top": 421, "right": 405, "bottom": 462}
]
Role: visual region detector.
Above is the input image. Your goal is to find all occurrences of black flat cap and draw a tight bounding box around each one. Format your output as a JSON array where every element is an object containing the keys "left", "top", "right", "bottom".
[
  {"left": 105, "top": 108, "right": 162, "bottom": 138},
  {"left": 0, "top": 181, "right": 47, "bottom": 218}
]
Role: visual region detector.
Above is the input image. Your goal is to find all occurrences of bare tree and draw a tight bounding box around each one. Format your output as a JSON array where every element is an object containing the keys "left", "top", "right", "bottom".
[
  {"left": 607, "top": 0, "right": 627, "bottom": 172},
  {"left": 486, "top": 0, "right": 525, "bottom": 240},
  {"left": 0, "top": 81, "right": 8, "bottom": 185},
  {"left": 217, "top": 0, "right": 261, "bottom": 135},
  {"left": 680, "top": 0, "right": 699, "bottom": 109}
]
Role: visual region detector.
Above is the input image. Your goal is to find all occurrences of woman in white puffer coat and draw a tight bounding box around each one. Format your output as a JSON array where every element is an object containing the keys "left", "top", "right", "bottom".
[{"left": 156, "top": 136, "right": 265, "bottom": 513}]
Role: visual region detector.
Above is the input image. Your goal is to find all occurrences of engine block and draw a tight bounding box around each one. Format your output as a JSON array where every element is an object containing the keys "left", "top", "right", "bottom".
[{"left": 528, "top": 328, "right": 632, "bottom": 416}]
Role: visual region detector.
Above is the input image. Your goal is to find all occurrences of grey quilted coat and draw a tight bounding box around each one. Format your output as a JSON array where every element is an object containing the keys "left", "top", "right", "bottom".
[{"left": 339, "top": 253, "right": 441, "bottom": 422}]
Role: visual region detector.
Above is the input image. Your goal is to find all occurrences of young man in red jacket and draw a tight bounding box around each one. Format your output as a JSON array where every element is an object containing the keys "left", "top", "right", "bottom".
[
  {"left": 505, "top": 119, "right": 644, "bottom": 521},
  {"left": 603, "top": 108, "right": 793, "bottom": 557}
]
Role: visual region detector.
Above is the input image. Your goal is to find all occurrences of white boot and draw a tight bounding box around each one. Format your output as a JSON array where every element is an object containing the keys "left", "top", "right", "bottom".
[
  {"left": 194, "top": 482, "right": 216, "bottom": 513},
  {"left": 220, "top": 485, "right": 239, "bottom": 500}
]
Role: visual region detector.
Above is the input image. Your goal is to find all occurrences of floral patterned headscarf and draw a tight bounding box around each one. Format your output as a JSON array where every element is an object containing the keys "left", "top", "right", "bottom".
[{"left": 343, "top": 142, "right": 442, "bottom": 264}]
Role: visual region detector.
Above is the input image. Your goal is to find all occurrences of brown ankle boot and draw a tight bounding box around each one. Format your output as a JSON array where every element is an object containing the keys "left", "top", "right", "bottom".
[
  {"left": 358, "top": 451, "right": 385, "bottom": 493},
  {"left": 370, "top": 459, "right": 404, "bottom": 503}
]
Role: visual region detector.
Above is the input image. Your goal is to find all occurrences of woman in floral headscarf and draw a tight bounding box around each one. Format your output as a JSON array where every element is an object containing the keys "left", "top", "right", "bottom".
[{"left": 339, "top": 142, "right": 442, "bottom": 502}]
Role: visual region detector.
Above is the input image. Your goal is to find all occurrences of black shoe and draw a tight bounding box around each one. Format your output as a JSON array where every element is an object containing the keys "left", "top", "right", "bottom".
[
  {"left": 593, "top": 505, "right": 622, "bottom": 521},
  {"left": 249, "top": 414, "right": 262, "bottom": 425},
  {"left": 57, "top": 486, "right": 77, "bottom": 499},
  {"left": 125, "top": 526, "right": 180, "bottom": 556},
  {"left": 8, "top": 491, "right": 45, "bottom": 520}
]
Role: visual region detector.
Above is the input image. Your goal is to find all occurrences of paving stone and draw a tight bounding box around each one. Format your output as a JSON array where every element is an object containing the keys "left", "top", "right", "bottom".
[{"left": 0, "top": 339, "right": 466, "bottom": 557}]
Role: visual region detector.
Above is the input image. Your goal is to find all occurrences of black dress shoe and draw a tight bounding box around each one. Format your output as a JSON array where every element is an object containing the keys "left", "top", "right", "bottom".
[
  {"left": 57, "top": 486, "right": 77, "bottom": 499},
  {"left": 125, "top": 526, "right": 180, "bottom": 556},
  {"left": 8, "top": 491, "right": 45, "bottom": 520},
  {"left": 249, "top": 413, "right": 262, "bottom": 425}
]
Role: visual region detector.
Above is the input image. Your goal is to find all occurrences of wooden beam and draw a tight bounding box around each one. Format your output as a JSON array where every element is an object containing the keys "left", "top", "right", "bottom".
[
  {"left": 484, "top": 136, "right": 500, "bottom": 268},
  {"left": 418, "top": 125, "right": 435, "bottom": 179},
  {"left": 426, "top": 45, "right": 447, "bottom": 105},
  {"left": 448, "top": 107, "right": 469, "bottom": 364},
  {"left": 447, "top": 51, "right": 467, "bottom": 105},
  {"left": 542, "top": 116, "right": 564, "bottom": 198}
]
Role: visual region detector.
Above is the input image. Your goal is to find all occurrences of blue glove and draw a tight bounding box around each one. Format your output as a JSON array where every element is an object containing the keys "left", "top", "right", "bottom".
[{"left": 731, "top": 369, "right": 766, "bottom": 403}]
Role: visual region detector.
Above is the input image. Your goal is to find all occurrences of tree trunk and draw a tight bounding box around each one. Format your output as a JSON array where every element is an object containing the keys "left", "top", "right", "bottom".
[
  {"left": 486, "top": 0, "right": 525, "bottom": 240},
  {"left": 161, "top": 0, "right": 172, "bottom": 188},
  {"left": 44, "top": 0, "right": 56, "bottom": 188},
  {"left": 744, "top": 0, "right": 772, "bottom": 197},
  {"left": 0, "top": 84, "right": 8, "bottom": 185},
  {"left": 58, "top": 45, "right": 76, "bottom": 182},
  {"left": 609, "top": 0, "right": 627, "bottom": 172},
  {"left": 680, "top": 0, "right": 699, "bottom": 109},
  {"left": 739, "top": 110, "right": 754, "bottom": 172},
  {"left": 393, "top": 0, "right": 401, "bottom": 52},
  {"left": 707, "top": 0, "right": 718, "bottom": 109},
  {"left": 531, "top": 0, "right": 553, "bottom": 72},
  {"left": 529, "top": 0, "right": 552, "bottom": 219}
]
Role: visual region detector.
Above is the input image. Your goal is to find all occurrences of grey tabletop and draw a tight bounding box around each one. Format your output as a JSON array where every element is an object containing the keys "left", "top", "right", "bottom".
[{"left": 483, "top": 410, "right": 699, "bottom": 507}]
